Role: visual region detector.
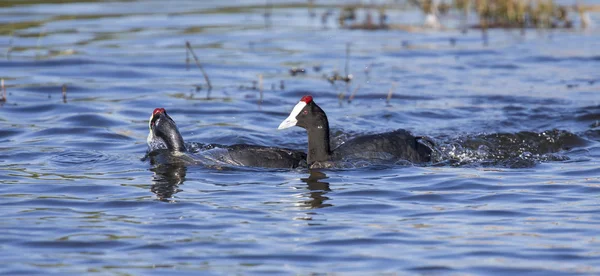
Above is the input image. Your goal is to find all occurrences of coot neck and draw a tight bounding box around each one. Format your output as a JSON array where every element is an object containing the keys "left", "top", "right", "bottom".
[
  {"left": 165, "top": 130, "right": 187, "bottom": 152},
  {"left": 306, "top": 107, "right": 331, "bottom": 165},
  {"left": 155, "top": 116, "right": 187, "bottom": 152}
]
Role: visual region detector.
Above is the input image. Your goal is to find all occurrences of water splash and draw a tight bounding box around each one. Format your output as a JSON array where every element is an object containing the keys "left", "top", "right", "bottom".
[{"left": 432, "top": 129, "right": 587, "bottom": 168}]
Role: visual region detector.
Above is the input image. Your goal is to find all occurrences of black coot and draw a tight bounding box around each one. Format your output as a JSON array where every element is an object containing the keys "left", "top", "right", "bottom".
[
  {"left": 277, "top": 96, "right": 432, "bottom": 167},
  {"left": 147, "top": 108, "right": 306, "bottom": 168}
]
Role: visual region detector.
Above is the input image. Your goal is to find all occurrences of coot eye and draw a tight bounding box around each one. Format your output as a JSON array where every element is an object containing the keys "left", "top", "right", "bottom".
[{"left": 302, "top": 110, "right": 308, "bottom": 115}]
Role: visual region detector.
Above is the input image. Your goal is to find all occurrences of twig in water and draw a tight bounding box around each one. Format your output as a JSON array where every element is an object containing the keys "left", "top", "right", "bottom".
[
  {"left": 185, "top": 47, "right": 190, "bottom": 71},
  {"left": 386, "top": 83, "right": 397, "bottom": 105},
  {"left": 321, "top": 10, "right": 333, "bottom": 29},
  {"left": 348, "top": 84, "right": 361, "bottom": 103},
  {"left": 258, "top": 74, "right": 263, "bottom": 103},
  {"left": 264, "top": 0, "right": 272, "bottom": 29},
  {"left": 62, "top": 84, "right": 67, "bottom": 103},
  {"left": 36, "top": 27, "right": 46, "bottom": 59},
  {"left": 481, "top": 24, "right": 489, "bottom": 46},
  {"left": 1, "top": 78, "right": 6, "bottom": 102},
  {"left": 343, "top": 43, "right": 352, "bottom": 102},
  {"left": 345, "top": 42, "right": 350, "bottom": 78},
  {"left": 185, "top": 41, "right": 213, "bottom": 90},
  {"left": 308, "top": 0, "right": 316, "bottom": 18},
  {"left": 6, "top": 31, "right": 13, "bottom": 60}
]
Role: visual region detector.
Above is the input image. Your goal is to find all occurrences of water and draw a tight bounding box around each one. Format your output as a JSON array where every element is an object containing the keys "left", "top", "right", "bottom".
[{"left": 1, "top": 0, "right": 600, "bottom": 274}]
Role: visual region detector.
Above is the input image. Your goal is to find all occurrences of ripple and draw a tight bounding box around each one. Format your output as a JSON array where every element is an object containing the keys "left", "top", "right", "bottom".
[
  {"left": 0, "top": 128, "right": 24, "bottom": 141},
  {"left": 313, "top": 237, "right": 443, "bottom": 247},
  {"left": 525, "top": 55, "right": 600, "bottom": 63},
  {"left": 409, "top": 265, "right": 454, "bottom": 273},
  {"left": 559, "top": 167, "right": 600, "bottom": 177},
  {"left": 49, "top": 150, "right": 116, "bottom": 166},
  {"left": 396, "top": 193, "right": 449, "bottom": 202},
  {"left": 333, "top": 203, "right": 398, "bottom": 213},
  {"left": 61, "top": 113, "right": 124, "bottom": 127},
  {"left": 336, "top": 189, "right": 409, "bottom": 198},
  {"left": 1, "top": 1, "right": 600, "bottom": 275},
  {"left": 18, "top": 240, "right": 129, "bottom": 250}
]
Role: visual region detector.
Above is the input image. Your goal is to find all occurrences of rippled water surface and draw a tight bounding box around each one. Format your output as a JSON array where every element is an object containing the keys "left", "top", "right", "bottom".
[{"left": 1, "top": 0, "right": 600, "bottom": 274}]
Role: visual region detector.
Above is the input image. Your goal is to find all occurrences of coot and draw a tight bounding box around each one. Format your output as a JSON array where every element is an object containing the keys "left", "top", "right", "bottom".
[
  {"left": 277, "top": 96, "right": 432, "bottom": 167},
  {"left": 147, "top": 108, "right": 306, "bottom": 168}
]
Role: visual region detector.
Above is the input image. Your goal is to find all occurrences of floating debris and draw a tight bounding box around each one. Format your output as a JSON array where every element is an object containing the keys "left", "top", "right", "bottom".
[
  {"left": 566, "top": 84, "right": 579, "bottom": 89},
  {"left": 325, "top": 71, "right": 352, "bottom": 84},
  {"left": 321, "top": 9, "right": 334, "bottom": 28},
  {"left": 289, "top": 67, "right": 306, "bottom": 76},
  {"left": 1, "top": 78, "right": 6, "bottom": 102},
  {"left": 338, "top": 5, "right": 357, "bottom": 26}
]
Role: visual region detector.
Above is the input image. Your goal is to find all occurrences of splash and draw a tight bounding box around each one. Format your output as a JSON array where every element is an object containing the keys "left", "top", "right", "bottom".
[{"left": 432, "top": 129, "right": 588, "bottom": 168}]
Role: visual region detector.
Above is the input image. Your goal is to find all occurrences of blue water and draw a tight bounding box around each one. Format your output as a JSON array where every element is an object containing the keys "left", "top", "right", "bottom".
[{"left": 1, "top": 0, "right": 600, "bottom": 274}]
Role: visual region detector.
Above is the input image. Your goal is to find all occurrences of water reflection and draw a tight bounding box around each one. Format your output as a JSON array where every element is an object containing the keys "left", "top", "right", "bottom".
[
  {"left": 300, "top": 170, "right": 332, "bottom": 209},
  {"left": 149, "top": 163, "right": 187, "bottom": 202}
]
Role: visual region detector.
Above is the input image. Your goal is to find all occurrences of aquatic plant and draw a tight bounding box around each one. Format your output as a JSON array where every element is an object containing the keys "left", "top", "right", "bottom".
[{"left": 334, "top": 0, "right": 597, "bottom": 30}]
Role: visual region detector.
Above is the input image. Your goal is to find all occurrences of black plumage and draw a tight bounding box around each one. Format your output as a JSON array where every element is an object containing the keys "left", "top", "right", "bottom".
[
  {"left": 147, "top": 108, "right": 306, "bottom": 169},
  {"left": 278, "top": 96, "right": 432, "bottom": 168}
]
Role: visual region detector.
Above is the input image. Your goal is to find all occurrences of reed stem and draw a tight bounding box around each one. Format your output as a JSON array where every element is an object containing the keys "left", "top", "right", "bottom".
[{"left": 185, "top": 41, "right": 213, "bottom": 90}]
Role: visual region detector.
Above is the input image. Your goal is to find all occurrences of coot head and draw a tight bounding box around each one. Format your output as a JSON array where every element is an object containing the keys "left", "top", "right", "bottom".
[
  {"left": 277, "top": 95, "right": 433, "bottom": 166},
  {"left": 278, "top": 95, "right": 328, "bottom": 130},
  {"left": 147, "top": 108, "right": 186, "bottom": 152},
  {"left": 278, "top": 95, "right": 332, "bottom": 165}
]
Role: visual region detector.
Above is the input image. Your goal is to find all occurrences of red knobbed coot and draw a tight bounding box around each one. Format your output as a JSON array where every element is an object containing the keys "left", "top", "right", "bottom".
[
  {"left": 147, "top": 108, "right": 307, "bottom": 168},
  {"left": 277, "top": 96, "right": 432, "bottom": 168}
]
